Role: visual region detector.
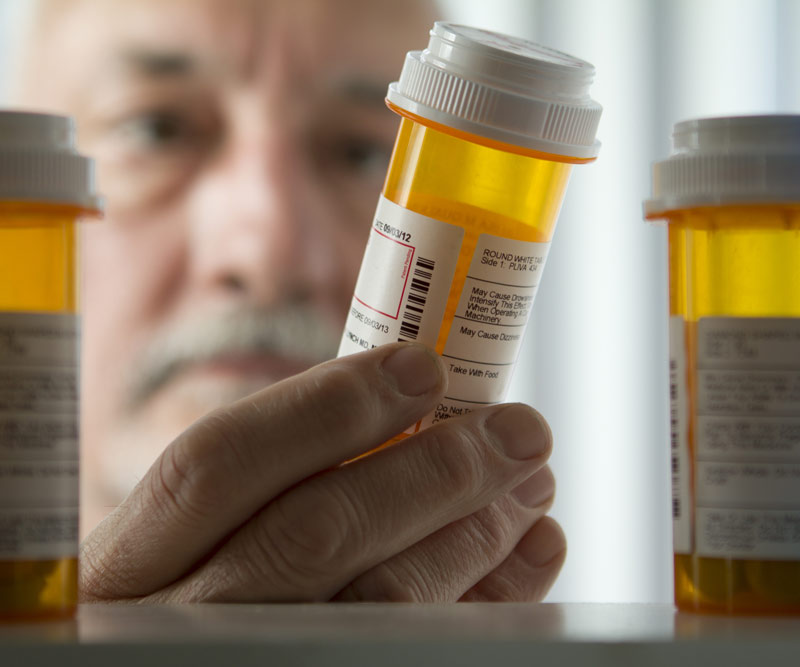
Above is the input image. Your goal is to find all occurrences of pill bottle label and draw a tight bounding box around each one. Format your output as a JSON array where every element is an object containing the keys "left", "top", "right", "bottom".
[
  {"left": 0, "top": 312, "right": 79, "bottom": 559},
  {"left": 421, "top": 232, "right": 549, "bottom": 428},
  {"left": 669, "top": 316, "right": 692, "bottom": 554},
  {"left": 339, "top": 196, "right": 550, "bottom": 431},
  {"left": 693, "top": 317, "right": 800, "bottom": 560},
  {"left": 339, "top": 196, "right": 465, "bottom": 356}
]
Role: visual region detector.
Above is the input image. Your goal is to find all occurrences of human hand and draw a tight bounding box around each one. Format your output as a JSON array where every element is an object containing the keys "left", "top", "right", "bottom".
[{"left": 79, "top": 343, "right": 565, "bottom": 603}]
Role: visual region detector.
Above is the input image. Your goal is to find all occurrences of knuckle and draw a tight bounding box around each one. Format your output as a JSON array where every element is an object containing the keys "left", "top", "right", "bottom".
[
  {"left": 302, "top": 364, "right": 384, "bottom": 439},
  {"left": 421, "top": 425, "right": 488, "bottom": 496},
  {"left": 344, "top": 560, "right": 436, "bottom": 602},
  {"left": 249, "top": 482, "right": 365, "bottom": 596},
  {"left": 145, "top": 443, "right": 206, "bottom": 528},
  {"left": 150, "top": 409, "right": 254, "bottom": 522},
  {"left": 470, "top": 570, "right": 520, "bottom": 602},
  {"left": 469, "top": 497, "right": 521, "bottom": 557},
  {"left": 198, "top": 408, "right": 260, "bottom": 477},
  {"left": 195, "top": 545, "right": 272, "bottom": 602}
]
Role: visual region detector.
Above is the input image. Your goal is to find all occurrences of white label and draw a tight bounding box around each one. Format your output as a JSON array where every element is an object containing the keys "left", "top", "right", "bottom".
[
  {"left": 694, "top": 317, "right": 800, "bottom": 560},
  {"left": 669, "top": 316, "right": 692, "bottom": 554},
  {"left": 0, "top": 507, "right": 78, "bottom": 560},
  {"left": 423, "top": 234, "right": 548, "bottom": 428},
  {"left": 0, "top": 312, "right": 79, "bottom": 560},
  {"left": 338, "top": 198, "right": 551, "bottom": 435},
  {"left": 338, "top": 197, "right": 464, "bottom": 356},
  {"left": 696, "top": 508, "right": 800, "bottom": 559}
]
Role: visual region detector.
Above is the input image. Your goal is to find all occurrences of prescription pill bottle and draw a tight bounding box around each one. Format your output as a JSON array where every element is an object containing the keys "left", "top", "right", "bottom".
[
  {"left": 338, "top": 23, "right": 601, "bottom": 440},
  {"left": 0, "top": 111, "right": 100, "bottom": 620},
  {"left": 645, "top": 115, "right": 800, "bottom": 614}
]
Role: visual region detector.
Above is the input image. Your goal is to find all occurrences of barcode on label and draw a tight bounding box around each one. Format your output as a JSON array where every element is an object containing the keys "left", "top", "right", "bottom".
[
  {"left": 669, "top": 367, "right": 682, "bottom": 522},
  {"left": 398, "top": 256, "right": 435, "bottom": 342}
]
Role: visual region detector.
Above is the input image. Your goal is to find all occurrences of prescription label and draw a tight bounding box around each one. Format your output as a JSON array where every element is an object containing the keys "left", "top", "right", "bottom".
[
  {"left": 0, "top": 312, "right": 79, "bottom": 559},
  {"left": 670, "top": 316, "right": 692, "bottom": 554},
  {"left": 339, "top": 200, "right": 549, "bottom": 435},
  {"left": 422, "top": 234, "right": 549, "bottom": 428},
  {"left": 338, "top": 196, "right": 464, "bottom": 356},
  {"left": 694, "top": 317, "right": 800, "bottom": 559}
]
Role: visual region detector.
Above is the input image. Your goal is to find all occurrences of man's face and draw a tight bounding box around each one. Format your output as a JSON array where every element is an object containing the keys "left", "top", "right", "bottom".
[{"left": 21, "top": 0, "right": 434, "bottom": 525}]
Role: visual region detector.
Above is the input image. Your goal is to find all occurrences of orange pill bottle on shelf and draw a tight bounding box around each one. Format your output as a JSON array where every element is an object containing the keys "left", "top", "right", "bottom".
[
  {"left": 338, "top": 23, "right": 601, "bottom": 442},
  {"left": 0, "top": 111, "right": 101, "bottom": 620},
  {"left": 646, "top": 115, "right": 800, "bottom": 614}
]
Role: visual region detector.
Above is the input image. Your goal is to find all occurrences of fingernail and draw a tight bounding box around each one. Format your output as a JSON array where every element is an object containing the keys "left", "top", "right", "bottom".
[
  {"left": 486, "top": 404, "right": 551, "bottom": 461},
  {"left": 511, "top": 467, "right": 555, "bottom": 507},
  {"left": 519, "top": 517, "right": 567, "bottom": 567},
  {"left": 382, "top": 344, "right": 442, "bottom": 397}
]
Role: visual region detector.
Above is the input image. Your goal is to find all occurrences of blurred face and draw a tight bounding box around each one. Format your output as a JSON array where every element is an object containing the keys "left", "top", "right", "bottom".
[{"left": 21, "top": 0, "right": 435, "bottom": 526}]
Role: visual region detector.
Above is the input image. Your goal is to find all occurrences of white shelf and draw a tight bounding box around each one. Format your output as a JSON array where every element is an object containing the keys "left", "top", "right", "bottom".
[{"left": 2, "top": 603, "right": 800, "bottom": 666}]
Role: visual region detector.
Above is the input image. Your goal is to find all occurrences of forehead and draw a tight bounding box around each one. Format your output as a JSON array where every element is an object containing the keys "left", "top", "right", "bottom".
[{"left": 27, "top": 0, "right": 434, "bottom": 104}]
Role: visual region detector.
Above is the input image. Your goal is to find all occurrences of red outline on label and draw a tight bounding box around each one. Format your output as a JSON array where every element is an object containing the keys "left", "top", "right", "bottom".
[{"left": 354, "top": 227, "right": 415, "bottom": 321}]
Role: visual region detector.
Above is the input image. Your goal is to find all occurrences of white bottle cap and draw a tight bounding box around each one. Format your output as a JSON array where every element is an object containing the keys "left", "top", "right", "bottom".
[
  {"left": 0, "top": 110, "right": 101, "bottom": 211},
  {"left": 645, "top": 115, "right": 800, "bottom": 217},
  {"left": 386, "top": 22, "right": 602, "bottom": 160}
]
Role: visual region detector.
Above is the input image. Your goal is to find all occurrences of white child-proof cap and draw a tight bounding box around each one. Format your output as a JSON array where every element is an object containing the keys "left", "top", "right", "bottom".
[
  {"left": 0, "top": 110, "right": 101, "bottom": 210},
  {"left": 645, "top": 115, "right": 800, "bottom": 217},
  {"left": 387, "top": 22, "right": 602, "bottom": 160}
]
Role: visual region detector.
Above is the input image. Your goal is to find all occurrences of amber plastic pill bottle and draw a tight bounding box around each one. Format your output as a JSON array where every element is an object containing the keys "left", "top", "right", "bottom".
[
  {"left": 338, "top": 23, "right": 601, "bottom": 442},
  {"left": 0, "top": 111, "right": 100, "bottom": 620},
  {"left": 646, "top": 115, "right": 800, "bottom": 614}
]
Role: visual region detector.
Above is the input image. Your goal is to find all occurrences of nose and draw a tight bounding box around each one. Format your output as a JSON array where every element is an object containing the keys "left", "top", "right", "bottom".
[{"left": 186, "top": 106, "right": 345, "bottom": 311}]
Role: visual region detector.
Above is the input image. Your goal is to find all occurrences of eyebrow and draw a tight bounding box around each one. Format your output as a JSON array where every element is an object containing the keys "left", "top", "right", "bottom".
[{"left": 113, "top": 51, "right": 390, "bottom": 108}]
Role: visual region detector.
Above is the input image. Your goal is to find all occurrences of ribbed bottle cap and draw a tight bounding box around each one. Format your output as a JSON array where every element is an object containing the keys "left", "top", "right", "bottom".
[
  {"left": 0, "top": 110, "right": 101, "bottom": 211},
  {"left": 386, "top": 22, "right": 602, "bottom": 160},
  {"left": 645, "top": 115, "right": 800, "bottom": 217}
]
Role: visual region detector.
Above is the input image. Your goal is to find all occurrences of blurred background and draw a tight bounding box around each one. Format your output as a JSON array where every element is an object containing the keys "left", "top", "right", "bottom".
[{"left": 1, "top": 0, "right": 799, "bottom": 604}]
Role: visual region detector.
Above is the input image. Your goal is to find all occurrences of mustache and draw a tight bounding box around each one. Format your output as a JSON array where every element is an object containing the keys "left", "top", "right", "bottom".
[{"left": 124, "top": 304, "right": 340, "bottom": 409}]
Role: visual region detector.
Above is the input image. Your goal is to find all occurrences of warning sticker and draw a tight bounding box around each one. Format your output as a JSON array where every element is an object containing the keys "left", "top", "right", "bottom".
[
  {"left": 694, "top": 317, "right": 800, "bottom": 560},
  {"left": 0, "top": 312, "right": 79, "bottom": 560},
  {"left": 422, "top": 234, "right": 548, "bottom": 428}
]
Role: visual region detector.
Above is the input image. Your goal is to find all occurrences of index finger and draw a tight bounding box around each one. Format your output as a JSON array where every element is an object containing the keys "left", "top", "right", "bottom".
[{"left": 80, "top": 342, "right": 446, "bottom": 600}]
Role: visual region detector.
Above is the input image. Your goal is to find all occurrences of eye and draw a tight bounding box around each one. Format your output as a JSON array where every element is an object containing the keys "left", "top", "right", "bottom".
[
  {"left": 331, "top": 135, "right": 392, "bottom": 176},
  {"left": 341, "top": 137, "right": 391, "bottom": 171},
  {"left": 116, "top": 109, "right": 198, "bottom": 151}
]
